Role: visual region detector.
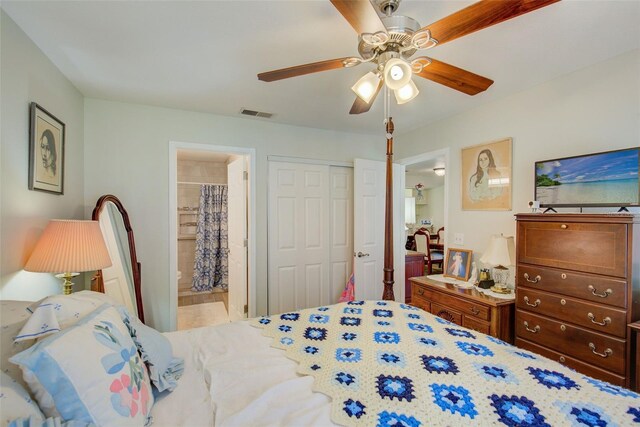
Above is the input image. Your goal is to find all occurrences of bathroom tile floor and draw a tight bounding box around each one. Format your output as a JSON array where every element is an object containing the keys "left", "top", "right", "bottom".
[{"left": 178, "top": 289, "right": 228, "bottom": 312}]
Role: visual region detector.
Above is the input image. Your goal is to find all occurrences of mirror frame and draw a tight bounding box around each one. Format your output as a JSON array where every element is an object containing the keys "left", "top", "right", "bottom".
[{"left": 92, "top": 194, "right": 145, "bottom": 323}]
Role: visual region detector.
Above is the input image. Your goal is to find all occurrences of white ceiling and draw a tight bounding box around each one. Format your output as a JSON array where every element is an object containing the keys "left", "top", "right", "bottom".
[{"left": 2, "top": 1, "right": 638, "bottom": 135}]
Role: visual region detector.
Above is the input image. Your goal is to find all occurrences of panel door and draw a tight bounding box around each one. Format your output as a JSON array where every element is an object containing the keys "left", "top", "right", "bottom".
[
  {"left": 227, "top": 157, "right": 247, "bottom": 321},
  {"left": 268, "top": 162, "right": 330, "bottom": 314},
  {"left": 329, "top": 166, "right": 354, "bottom": 303},
  {"left": 353, "top": 159, "right": 405, "bottom": 302}
]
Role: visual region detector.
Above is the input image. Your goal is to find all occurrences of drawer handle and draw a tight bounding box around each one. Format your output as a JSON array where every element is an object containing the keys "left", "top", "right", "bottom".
[
  {"left": 559, "top": 356, "right": 566, "bottom": 363},
  {"left": 418, "top": 289, "right": 425, "bottom": 296},
  {"left": 560, "top": 224, "right": 568, "bottom": 229},
  {"left": 523, "top": 321, "right": 540, "bottom": 334},
  {"left": 587, "top": 313, "right": 611, "bottom": 326},
  {"left": 470, "top": 307, "right": 480, "bottom": 315},
  {"left": 589, "top": 343, "right": 613, "bottom": 358},
  {"left": 524, "top": 273, "right": 541, "bottom": 284},
  {"left": 523, "top": 296, "right": 541, "bottom": 307},
  {"left": 588, "top": 285, "right": 612, "bottom": 298}
]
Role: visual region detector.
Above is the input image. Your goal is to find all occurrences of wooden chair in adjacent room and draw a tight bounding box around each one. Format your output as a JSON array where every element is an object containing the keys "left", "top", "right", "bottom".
[{"left": 413, "top": 229, "right": 444, "bottom": 275}]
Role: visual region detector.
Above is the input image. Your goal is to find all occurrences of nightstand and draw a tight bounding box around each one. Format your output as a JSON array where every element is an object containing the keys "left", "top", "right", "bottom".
[
  {"left": 410, "top": 276, "right": 515, "bottom": 344},
  {"left": 629, "top": 322, "right": 640, "bottom": 392}
]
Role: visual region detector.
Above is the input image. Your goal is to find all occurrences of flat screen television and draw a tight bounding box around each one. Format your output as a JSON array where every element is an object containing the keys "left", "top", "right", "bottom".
[{"left": 534, "top": 147, "right": 640, "bottom": 208}]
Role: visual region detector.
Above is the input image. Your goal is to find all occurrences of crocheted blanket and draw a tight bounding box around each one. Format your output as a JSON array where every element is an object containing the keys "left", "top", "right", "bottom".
[{"left": 250, "top": 300, "right": 640, "bottom": 426}]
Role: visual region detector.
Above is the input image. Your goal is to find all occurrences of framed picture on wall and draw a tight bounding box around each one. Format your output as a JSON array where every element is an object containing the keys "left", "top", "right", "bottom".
[
  {"left": 461, "top": 137, "right": 512, "bottom": 210},
  {"left": 443, "top": 248, "right": 472, "bottom": 281},
  {"left": 29, "top": 102, "right": 65, "bottom": 194}
]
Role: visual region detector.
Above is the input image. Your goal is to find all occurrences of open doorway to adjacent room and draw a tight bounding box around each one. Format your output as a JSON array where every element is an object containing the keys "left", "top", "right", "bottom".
[
  {"left": 169, "top": 142, "right": 256, "bottom": 331},
  {"left": 398, "top": 148, "right": 449, "bottom": 301}
]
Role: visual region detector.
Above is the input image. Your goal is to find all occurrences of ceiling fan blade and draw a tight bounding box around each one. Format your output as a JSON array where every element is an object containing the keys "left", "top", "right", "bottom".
[
  {"left": 349, "top": 84, "right": 382, "bottom": 114},
  {"left": 416, "top": 58, "right": 494, "bottom": 95},
  {"left": 330, "top": 0, "right": 388, "bottom": 35},
  {"left": 421, "top": 0, "right": 560, "bottom": 46},
  {"left": 258, "top": 58, "right": 352, "bottom": 82}
]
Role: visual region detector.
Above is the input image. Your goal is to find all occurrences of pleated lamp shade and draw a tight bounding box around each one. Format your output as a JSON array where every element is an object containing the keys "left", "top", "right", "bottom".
[{"left": 25, "top": 220, "right": 112, "bottom": 273}]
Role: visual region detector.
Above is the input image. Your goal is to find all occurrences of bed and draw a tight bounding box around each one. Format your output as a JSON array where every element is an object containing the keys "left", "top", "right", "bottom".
[{"left": 1, "top": 121, "right": 638, "bottom": 427}]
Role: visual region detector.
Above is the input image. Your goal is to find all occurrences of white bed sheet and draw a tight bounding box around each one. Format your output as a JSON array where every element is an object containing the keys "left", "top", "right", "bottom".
[{"left": 153, "top": 321, "right": 337, "bottom": 427}]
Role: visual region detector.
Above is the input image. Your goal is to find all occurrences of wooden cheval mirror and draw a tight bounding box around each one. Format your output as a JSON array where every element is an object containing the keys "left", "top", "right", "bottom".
[{"left": 92, "top": 195, "right": 145, "bottom": 323}]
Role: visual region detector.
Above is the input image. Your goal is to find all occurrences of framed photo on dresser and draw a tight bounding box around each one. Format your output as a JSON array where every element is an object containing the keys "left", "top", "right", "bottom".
[{"left": 443, "top": 248, "right": 472, "bottom": 281}]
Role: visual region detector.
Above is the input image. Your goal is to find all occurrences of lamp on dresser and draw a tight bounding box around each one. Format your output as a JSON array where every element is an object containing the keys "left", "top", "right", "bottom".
[
  {"left": 25, "top": 220, "right": 112, "bottom": 295},
  {"left": 480, "top": 234, "right": 515, "bottom": 293}
]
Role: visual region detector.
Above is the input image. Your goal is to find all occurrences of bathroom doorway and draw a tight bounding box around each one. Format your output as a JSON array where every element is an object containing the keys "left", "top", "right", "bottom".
[{"left": 169, "top": 142, "right": 256, "bottom": 331}]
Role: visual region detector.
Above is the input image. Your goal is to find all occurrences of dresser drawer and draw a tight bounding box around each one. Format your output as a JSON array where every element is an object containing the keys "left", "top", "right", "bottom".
[
  {"left": 517, "top": 221, "right": 627, "bottom": 277},
  {"left": 431, "top": 302, "right": 462, "bottom": 325},
  {"left": 463, "top": 317, "right": 491, "bottom": 335},
  {"left": 430, "top": 291, "right": 491, "bottom": 321},
  {"left": 517, "top": 264, "right": 627, "bottom": 308},
  {"left": 515, "top": 338, "right": 626, "bottom": 387},
  {"left": 516, "top": 309, "right": 626, "bottom": 374},
  {"left": 517, "top": 288, "right": 627, "bottom": 338},
  {"left": 411, "top": 294, "right": 431, "bottom": 313}
]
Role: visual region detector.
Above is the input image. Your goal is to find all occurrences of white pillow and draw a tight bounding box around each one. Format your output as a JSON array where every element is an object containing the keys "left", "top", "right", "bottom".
[
  {"left": 0, "top": 371, "right": 44, "bottom": 427},
  {"left": 10, "top": 305, "right": 154, "bottom": 426},
  {"left": 1, "top": 300, "right": 38, "bottom": 390},
  {"left": 16, "top": 292, "right": 121, "bottom": 342}
]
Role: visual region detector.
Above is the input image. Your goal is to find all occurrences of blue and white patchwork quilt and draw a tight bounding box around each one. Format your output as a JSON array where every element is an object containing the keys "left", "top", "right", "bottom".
[{"left": 251, "top": 300, "right": 639, "bottom": 426}]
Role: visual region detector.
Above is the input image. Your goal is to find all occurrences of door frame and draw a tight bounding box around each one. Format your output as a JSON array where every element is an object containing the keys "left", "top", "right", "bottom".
[
  {"left": 168, "top": 141, "right": 256, "bottom": 331},
  {"left": 397, "top": 147, "right": 450, "bottom": 276}
]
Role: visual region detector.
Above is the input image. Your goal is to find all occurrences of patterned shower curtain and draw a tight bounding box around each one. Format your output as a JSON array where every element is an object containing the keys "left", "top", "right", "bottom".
[{"left": 192, "top": 184, "right": 228, "bottom": 292}]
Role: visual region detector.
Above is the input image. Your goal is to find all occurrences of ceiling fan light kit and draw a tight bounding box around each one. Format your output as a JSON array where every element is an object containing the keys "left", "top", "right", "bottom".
[
  {"left": 258, "top": 0, "right": 560, "bottom": 114},
  {"left": 394, "top": 80, "right": 419, "bottom": 105},
  {"left": 351, "top": 71, "right": 383, "bottom": 103},
  {"left": 382, "top": 57, "right": 412, "bottom": 90}
]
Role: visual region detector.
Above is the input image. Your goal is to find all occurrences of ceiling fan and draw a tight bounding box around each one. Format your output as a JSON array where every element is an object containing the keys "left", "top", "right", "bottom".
[{"left": 258, "top": 0, "right": 559, "bottom": 114}]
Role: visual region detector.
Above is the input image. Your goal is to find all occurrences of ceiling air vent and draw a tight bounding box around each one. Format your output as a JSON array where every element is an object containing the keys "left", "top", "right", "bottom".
[{"left": 240, "top": 108, "right": 273, "bottom": 119}]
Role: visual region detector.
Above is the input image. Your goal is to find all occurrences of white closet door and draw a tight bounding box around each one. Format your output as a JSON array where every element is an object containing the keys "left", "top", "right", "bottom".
[
  {"left": 353, "top": 159, "right": 385, "bottom": 301},
  {"left": 227, "top": 157, "right": 247, "bottom": 321},
  {"left": 268, "top": 162, "right": 330, "bottom": 314},
  {"left": 329, "top": 166, "right": 353, "bottom": 303},
  {"left": 353, "top": 159, "right": 406, "bottom": 302}
]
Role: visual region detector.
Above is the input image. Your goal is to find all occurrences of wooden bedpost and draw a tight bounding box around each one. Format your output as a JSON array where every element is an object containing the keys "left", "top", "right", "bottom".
[{"left": 382, "top": 118, "right": 395, "bottom": 300}]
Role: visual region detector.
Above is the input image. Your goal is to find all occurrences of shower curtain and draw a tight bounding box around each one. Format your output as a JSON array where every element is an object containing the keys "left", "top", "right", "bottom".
[{"left": 192, "top": 184, "right": 228, "bottom": 292}]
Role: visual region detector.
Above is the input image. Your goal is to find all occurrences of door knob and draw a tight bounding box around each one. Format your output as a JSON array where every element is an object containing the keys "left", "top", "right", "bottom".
[{"left": 356, "top": 251, "right": 370, "bottom": 258}]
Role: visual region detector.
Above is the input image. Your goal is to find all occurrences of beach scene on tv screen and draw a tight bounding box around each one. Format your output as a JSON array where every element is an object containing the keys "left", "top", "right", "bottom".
[{"left": 536, "top": 149, "right": 639, "bottom": 205}]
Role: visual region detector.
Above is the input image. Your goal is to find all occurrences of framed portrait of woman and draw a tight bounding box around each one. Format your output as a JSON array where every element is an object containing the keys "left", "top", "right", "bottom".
[
  {"left": 461, "top": 138, "right": 512, "bottom": 210},
  {"left": 28, "top": 103, "right": 65, "bottom": 194},
  {"left": 443, "top": 248, "right": 472, "bottom": 281}
]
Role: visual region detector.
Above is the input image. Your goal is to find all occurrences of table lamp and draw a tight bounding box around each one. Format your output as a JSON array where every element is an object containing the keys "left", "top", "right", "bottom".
[
  {"left": 480, "top": 234, "right": 515, "bottom": 293},
  {"left": 24, "top": 220, "right": 112, "bottom": 295}
]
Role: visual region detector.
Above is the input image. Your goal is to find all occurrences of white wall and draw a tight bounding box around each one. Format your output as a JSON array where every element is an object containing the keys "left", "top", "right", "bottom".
[
  {"left": 0, "top": 11, "right": 85, "bottom": 300},
  {"left": 396, "top": 50, "right": 640, "bottom": 272},
  {"left": 84, "top": 98, "right": 382, "bottom": 331},
  {"left": 421, "top": 185, "right": 445, "bottom": 232}
]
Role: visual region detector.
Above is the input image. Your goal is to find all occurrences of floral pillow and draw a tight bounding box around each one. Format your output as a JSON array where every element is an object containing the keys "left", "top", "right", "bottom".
[
  {"left": 117, "top": 307, "right": 184, "bottom": 394},
  {"left": 10, "top": 305, "right": 153, "bottom": 426}
]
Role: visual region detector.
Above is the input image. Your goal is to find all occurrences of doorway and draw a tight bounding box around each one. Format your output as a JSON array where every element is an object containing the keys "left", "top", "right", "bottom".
[
  {"left": 169, "top": 142, "right": 256, "bottom": 331},
  {"left": 398, "top": 148, "right": 450, "bottom": 295}
]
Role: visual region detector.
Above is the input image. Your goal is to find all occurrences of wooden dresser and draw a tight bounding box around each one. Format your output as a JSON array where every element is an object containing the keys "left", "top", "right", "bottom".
[
  {"left": 515, "top": 214, "right": 639, "bottom": 387},
  {"left": 409, "top": 276, "right": 515, "bottom": 343},
  {"left": 405, "top": 251, "right": 425, "bottom": 304},
  {"left": 629, "top": 321, "right": 640, "bottom": 391}
]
